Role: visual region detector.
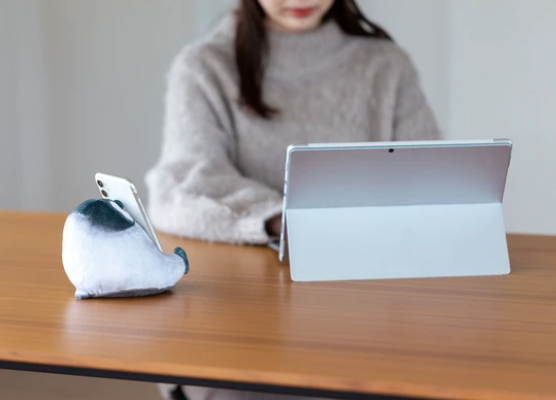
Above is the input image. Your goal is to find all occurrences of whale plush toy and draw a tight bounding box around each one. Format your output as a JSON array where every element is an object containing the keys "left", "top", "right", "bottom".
[{"left": 62, "top": 198, "right": 189, "bottom": 299}]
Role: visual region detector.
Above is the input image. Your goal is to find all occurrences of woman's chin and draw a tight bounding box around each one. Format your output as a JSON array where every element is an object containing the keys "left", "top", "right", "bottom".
[{"left": 277, "top": 18, "right": 322, "bottom": 32}]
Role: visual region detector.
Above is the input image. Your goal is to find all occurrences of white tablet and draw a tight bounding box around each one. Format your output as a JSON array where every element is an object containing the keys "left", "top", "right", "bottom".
[{"left": 278, "top": 139, "right": 513, "bottom": 282}]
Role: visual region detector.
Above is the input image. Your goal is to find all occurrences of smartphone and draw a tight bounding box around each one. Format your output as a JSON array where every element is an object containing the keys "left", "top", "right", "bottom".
[
  {"left": 267, "top": 238, "right": 280, "bottom": 252},
  {"left": 95, "top": 172, "right": 163, "bottom": 251}
]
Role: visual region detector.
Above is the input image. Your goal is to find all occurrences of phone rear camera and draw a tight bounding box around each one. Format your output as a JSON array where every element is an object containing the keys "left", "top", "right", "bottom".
[
  {"left": 101, "top": 190, "right": 108, "bottom": 197},
  {"left": 97, "top": 180, "right": 104, "bottom": 187},
  {"left": 389, "top": 149, "right": 394, "bottom": 153}
]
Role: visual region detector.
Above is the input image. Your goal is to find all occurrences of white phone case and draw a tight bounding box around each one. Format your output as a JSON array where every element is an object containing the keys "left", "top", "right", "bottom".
[{"left": 95, "top": 172, "right": 162, "bottom": 251}]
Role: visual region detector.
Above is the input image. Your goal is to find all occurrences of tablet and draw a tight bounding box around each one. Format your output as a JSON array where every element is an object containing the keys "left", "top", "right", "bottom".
[{"left": 278, "top": 139, "right": 513, "bottom": 282}]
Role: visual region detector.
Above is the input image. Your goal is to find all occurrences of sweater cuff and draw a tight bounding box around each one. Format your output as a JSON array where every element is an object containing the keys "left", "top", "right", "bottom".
[{"left": 235, "top": 199, "right": 284, "bottom": 244}]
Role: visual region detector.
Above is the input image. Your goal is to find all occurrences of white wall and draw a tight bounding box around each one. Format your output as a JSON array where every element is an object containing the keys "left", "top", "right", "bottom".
[
  {"left": 0, "top": 0, "right": 220, "bottom": 211},
  {"left": 0, "top": 1, "right": 21, "bottom": 209},
  {"left": 449, "top": 0, "right": 556, "bottom": 234},
  {"left": 364, "top": 0, "right": 556, "bottom": 235},
  {"left": 0, "top": 0, "right": 50, "bottom": 210},
  {"left": 44, "top": 0, "right": 201, "bottom": 210},
  {"left": 1, "top": 0, "right": 555, "bottom": 235}
]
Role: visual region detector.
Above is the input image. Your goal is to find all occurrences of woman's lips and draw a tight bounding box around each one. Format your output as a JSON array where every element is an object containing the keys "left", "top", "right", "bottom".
[{"left": 288, "top": 7, "right": 316, "bottom": 18}]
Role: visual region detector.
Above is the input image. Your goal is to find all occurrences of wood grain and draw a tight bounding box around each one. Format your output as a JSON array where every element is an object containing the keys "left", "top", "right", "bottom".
[{"left": 1, "top": 211, "right": 556, "bottom": 400}]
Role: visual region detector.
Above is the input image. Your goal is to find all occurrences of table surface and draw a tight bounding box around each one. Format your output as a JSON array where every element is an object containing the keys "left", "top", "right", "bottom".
[{"left": 1, "top": 211, "right": 556, "bottom": 400}]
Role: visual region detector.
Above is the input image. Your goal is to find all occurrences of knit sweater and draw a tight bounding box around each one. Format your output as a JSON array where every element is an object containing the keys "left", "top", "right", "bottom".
[{"left": 144, "top": 13, "right": 442, "bottom": 245}]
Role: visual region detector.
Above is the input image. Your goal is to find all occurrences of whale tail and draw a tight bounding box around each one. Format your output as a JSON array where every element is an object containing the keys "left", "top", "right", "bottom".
[{"left": 174, "top": 247, "right": 190, "bottom": 274}]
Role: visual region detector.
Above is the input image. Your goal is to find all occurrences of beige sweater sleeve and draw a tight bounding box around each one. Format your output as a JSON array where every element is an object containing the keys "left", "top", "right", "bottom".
[
  {"left": 145, "top": 55, "right": 283, "bottom": 245},
  {"left": 393, "top": 53, "right": 443, "bottom": 141}
]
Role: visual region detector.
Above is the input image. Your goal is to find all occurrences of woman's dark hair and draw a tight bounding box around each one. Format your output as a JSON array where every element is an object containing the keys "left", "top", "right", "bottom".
[{"left": 235, "top": 0, "right": 393, "bottom": 119}]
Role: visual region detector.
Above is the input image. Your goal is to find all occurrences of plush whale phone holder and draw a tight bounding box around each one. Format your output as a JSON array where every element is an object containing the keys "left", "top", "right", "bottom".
[{"left": 62, "top": 198, "right": 189, "bottom": 299}]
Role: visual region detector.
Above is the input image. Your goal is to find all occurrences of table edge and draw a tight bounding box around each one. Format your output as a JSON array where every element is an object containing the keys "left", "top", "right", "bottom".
[
  {"left": 0, "top": 210, "right": 552, "bottom": 241},
  {"left": 0, "top": 360, "right": 422, "bottom": 400},
  {"left": 1, "top": 355, "right": 554, "bottom": 400}
]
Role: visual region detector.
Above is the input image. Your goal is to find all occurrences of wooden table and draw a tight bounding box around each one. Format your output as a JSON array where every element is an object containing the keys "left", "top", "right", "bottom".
[{"left": 1, "top": 212, "right": 556, "bottom": 400}]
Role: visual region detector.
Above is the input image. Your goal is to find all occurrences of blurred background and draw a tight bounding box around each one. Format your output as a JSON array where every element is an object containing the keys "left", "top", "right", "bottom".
[{"left": 1, "top": 0, "right": 555, "bottom": 236}]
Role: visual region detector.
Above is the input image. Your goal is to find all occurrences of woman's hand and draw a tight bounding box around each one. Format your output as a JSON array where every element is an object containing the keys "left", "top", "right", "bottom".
[{"left": 265, "top": 214, "right": 282, "bottom": 237}]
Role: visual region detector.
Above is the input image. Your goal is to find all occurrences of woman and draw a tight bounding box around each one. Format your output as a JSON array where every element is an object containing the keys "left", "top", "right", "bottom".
[
  {"left": 145, "top": 0, "right": 441, "bottom": 247},
  {"left": 150, "top": 1, "right": 440, "bottom": 399}
]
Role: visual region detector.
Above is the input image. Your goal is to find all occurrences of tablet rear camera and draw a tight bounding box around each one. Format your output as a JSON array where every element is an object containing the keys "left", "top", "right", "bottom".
[{"left": 101, "top": 190, "right": 108, "bottom": 197}]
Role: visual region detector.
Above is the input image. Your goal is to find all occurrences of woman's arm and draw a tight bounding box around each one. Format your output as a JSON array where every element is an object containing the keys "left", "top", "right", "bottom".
[
  {"left": 393, "top": 53, "right": 442, "bottom": 141},
  {"left": 145, "top": 55, "right": 282, "bottom": 245}
]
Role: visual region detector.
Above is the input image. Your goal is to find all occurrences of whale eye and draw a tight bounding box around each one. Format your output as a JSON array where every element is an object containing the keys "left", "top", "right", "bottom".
[{"left": 114, "top": 200, "right": 124, "bottom": 209}]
